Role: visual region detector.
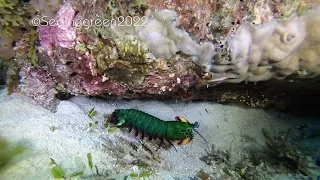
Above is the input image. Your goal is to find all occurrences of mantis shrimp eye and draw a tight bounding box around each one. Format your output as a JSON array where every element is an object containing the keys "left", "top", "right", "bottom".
[{"left": 194, "top": 122, "right": 199, "bottom": 128}]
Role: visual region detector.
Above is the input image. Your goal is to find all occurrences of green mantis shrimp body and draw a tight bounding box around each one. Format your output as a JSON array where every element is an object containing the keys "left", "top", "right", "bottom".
[{"left": 108, "top": 109, "right": 200, "bottom": 147}]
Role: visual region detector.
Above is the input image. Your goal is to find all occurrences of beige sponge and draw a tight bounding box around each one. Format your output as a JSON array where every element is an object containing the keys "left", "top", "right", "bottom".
[{"left": 211, "top": 5, "right": 320, "bottom": 83}]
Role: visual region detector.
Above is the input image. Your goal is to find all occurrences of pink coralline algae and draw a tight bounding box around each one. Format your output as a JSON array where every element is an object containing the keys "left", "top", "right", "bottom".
[
  {"left": 38, "top": 3, "right": 76, "bottom": 54},
  {"left": 81, "top": 75, "right": 128, "bottom": 96},
  {"left": 36, "top": 3, "right": 130, "bottom": 98},
  {"left": 19, "top": 64, "right": 58, "bottom": 111}
]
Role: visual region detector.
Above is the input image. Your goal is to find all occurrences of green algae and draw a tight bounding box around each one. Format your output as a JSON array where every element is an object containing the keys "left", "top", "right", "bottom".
[
  {"left": 116, "top": 37, "right": 146, "bottom": 64},
  {"left": 6, "top": 29, "right": 38, "bottom": 94},
  {"left": 83, "top": 0, "right": 146, "bottom": 40},
  {"left": 79, "top": 36, "right": 149, "bottom": 89},
  {"left": 0, "top": 0, "right": 27, "bottom": 37},
  {"left": 14, "top": 29, "right": 38, "bottom": 67},
  {"left": 106, "top": 0, "right": 147, "bottom": 18},
  {"left": 49, "top": 158, "right": 66, "bottom": 178},
  {"left": 0, "top": 137, "right": 24, "bottom": 170},
  {"left": 87, "top": 153, "right": 93, "bottom": 173},
  {"left": 48, "top": 153, "right": 105, "bottom": 179},
  {"left": 75, "top": 41, "right": 88, "bottom": 54},
  {"left": 88, "top": 108, "right": 97, "bottom": 119},
  {"left": 129, "top": 173, "right": 138, "bottom": 179}
]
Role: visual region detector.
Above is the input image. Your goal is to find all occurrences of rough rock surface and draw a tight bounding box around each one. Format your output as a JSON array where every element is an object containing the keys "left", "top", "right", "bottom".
[{"left": 19, "top": 64, "right": 59, "bottom": 111}]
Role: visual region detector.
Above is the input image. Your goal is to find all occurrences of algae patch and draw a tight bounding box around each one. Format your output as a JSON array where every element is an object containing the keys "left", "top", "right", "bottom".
[{"left": 0, "top": 137, "right": 24, "bottom": 170}]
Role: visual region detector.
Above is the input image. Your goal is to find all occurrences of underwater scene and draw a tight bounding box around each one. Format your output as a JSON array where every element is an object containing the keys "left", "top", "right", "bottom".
[{"left": 0, "top": 0, "right": 320, "bottom": 179}]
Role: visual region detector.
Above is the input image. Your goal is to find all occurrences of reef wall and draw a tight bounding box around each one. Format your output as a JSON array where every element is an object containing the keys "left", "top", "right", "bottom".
[{"left": 1, "top": 0, "right": 320, "bottom": 112}]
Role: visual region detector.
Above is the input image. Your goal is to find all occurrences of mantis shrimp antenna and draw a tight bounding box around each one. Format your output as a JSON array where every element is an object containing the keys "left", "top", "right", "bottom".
[{"left": 192, "top": 121, "right": 211, "bottom": 151}]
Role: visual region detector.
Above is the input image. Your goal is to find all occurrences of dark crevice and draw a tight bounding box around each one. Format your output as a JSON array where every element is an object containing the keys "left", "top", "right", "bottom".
[
  {"left": 66, "top": 61, "right": 73, "bottom": 65},
  {"left": 55, "top": 92, "right": 73, "bottom": 100},
  {"left": 70, "top": 72, "right": 77, "bottom": 77}
]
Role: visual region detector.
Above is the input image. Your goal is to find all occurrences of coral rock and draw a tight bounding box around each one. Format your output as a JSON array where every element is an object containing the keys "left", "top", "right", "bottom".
[
  {"left": 19, "top": 64, "right": 58, "bottom": 111},
  {"left": 3, "top": 0, "right": 320, "bottom": 112}
]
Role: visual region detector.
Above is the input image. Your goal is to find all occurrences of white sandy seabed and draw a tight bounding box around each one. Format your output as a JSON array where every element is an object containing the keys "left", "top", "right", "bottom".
[{"left": 0, "top": 89, "right": 318, "bottom": 180}]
